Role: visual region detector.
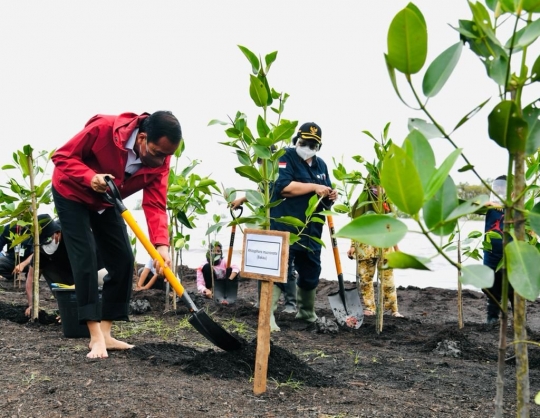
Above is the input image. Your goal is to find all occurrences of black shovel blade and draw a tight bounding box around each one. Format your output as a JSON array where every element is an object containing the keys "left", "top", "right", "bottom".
[
  {"left": 188, "top": 310, "right": 242, "bottom": 351},
  {"left": 328, "top": 287, "right": 364, "bottom": 329},
  {"left": 213, "top": 279, "right": 239, "bottom": 305}
]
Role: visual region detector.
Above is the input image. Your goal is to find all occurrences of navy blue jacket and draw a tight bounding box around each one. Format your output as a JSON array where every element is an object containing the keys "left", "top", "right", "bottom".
[
  {"left": 270, "top": 147, "right": 332, "bottom": 250},
  {"left": 483, "top": 208, "right": 504, "bottom": 269}
]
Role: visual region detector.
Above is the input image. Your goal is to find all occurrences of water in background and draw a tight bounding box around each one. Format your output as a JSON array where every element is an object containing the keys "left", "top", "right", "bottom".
[{"left": 130, "top": 210, "right": 485, "bottom": 291}]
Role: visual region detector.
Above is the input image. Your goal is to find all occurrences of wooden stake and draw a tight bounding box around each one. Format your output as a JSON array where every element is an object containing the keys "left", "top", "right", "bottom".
[{"left": 253, "top": 280, "right": 272, "bottom": 394}]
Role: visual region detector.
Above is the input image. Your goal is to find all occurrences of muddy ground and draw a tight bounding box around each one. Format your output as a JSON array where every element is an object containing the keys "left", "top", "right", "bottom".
[{"left": 1, "top": 268, "right": 539, "bottom": 418}]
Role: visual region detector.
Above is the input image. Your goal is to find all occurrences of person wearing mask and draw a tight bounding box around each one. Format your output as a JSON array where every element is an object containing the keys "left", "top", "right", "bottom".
[
  {"left": 51, "top": 110, "right": 182, "bottom": 359},
  {"left": 196, "top": 241, "right": 239, "bottom": 298},
  {"left": 269, "top": 122, "right": 337, "bottom": 331},
  {"left": 23, "top": 214, "right": 108, "bottom": 317}
]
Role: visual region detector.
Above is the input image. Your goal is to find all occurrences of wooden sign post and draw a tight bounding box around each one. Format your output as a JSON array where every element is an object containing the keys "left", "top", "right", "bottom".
[{"left": 240, "top": 228, "right": 289, "bottom": 395}]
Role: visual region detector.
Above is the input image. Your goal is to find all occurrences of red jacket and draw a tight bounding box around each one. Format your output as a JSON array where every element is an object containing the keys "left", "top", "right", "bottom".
[{"left": 52, "top": 112, "right": 171, "bottom": 247}]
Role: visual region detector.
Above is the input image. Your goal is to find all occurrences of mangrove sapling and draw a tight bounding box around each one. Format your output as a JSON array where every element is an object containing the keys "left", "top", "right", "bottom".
[{"left": 339, "top": 2, "right": 540, "bottom": 416}]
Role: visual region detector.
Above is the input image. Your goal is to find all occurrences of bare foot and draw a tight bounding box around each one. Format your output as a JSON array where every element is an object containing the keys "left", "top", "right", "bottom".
[
  {"left": 88, "top": 338, "right": 109, "bottom": 359},
  {"left": 363, "top": 309, "right": 375, "bottom": 316},
  {"left": 392, "top": 311, "right": 404, "bottom": 318},
  {"left": 103, "top": 336, "right": 134, "bottom": 351}
]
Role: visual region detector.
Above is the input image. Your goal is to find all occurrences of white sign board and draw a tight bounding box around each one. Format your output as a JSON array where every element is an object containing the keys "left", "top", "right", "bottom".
[{"left": 241, "top": 229, "right": 289, "bottom": 282}]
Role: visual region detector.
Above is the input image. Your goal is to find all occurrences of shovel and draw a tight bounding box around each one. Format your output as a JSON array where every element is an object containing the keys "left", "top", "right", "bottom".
[
  {"left": 214, "top": 207, "right": 243, "bottom": 305},
  {"left": 327, "top": 215, "right": 364, "bottom": 329},
  {"left": 103, "top": 177, "right": 241, "bottom": 351}
]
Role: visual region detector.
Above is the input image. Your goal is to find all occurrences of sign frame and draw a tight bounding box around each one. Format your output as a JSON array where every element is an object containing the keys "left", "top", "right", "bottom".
[{"left": 240, "top": 228, "right": 289, "bottom": 283}]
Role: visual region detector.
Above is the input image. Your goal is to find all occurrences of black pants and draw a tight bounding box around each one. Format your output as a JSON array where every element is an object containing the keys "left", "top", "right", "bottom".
[
  {"left": 483, "top": 267, "right": 514, "bottom": 317},
  {"left": 201, "top": 263, "right": 215, "bottom": 289},
  {"left": 53, "top": 186, "right": 133, "bottom": 323}
]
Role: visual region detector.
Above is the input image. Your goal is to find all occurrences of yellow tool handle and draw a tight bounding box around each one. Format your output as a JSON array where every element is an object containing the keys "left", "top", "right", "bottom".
[
  {"left": 327, "top": 215, "right": 343, "bottom": 275},
  {"left": 121, "top": 210, "right": 185, "bottom": 298}
]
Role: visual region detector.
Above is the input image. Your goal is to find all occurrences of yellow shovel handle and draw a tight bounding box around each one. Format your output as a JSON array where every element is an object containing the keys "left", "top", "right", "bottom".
[{"left": 121, "top": 210, "right": 185, "bottom": 298}]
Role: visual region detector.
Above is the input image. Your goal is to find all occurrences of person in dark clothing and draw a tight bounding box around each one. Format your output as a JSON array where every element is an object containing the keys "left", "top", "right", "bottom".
[
  {"left": 23, "top": 214, "right": 107, "bottom": 317},
  {"left": 51, "top": 110, "right": 182, "bottom": 359},
  {"left": 0, "top": 223, "right": 33, "bottom": 282},
  {"left": 269, "top": 122, "right": 337, "bottom": 331},
  {"left": 482, "top": 175, "right": 514, "bottom": 324}
]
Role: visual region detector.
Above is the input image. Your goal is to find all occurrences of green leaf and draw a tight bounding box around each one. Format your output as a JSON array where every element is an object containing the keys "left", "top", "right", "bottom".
[
  {"left": 207, "top": 119, "right": 228, "bottom": 126},
  {"left": 386, "top": 5, "right": 428, "bottom": 74},
  {"left": 384, "top": 54, "right": 408, "bottom": 106},
  {"left": 234, "top": 166, "right": 263, "bottom": 183},
  {"left": 487, "top": 54, "right": 509, "bottom": 86},
  {"left": 403, "top": 130, "right": 436, "bottom": 192},
  {"left": 528, "top": 201, "right": 540, "bottom": 236},
  {"left": 17, "top": 151, "right": 30, "bottom": 177},
  {"left": 335, "top": 214, "right": 408, "bottom": 248},
  {"left": 264, "top": 51, "right": 278, "bottom": 73},
  {"left": 461, "top": 264, "right": 494, "bottom": 288},
  {"left": 253, "top": 144, "right": 272, "bottom": 160},
  {"left": 424, "top": 148, "right": 462, "bottom": 202},
  {"left": 272, "top": 121, "right": 297, "bottom": 143},
  {"left": 274, "top": 216, "right": 306, "bottom": 228},
  {"left": 385, "top": 251, "right": 431, "bottom": 270},
  {"left": 236, "top": 150, "right": 252, "bottom": 166},
  {"left": 488, "top": 100, "right": 528, "bottom": 153},
  {"left": 380, "top": 144, "right": 424, "bottom": 215},
  {"left": 249, "top": 74, "right": 268, "bottom": 108},
  {"left": 407, "top": 118, "right": 444, "bottom": 139},
  {"left": 506, "top": 241, "right": 540, "bottom": 301},
  {"left": 445, "top": 195, "right": 489, "bottom": 222},
  {"left": 422, "top": 42, "right": 463, "bottom": 97},
  {"left": 256, "top": 115, "right": 270, "bottom": 138},
  {"left": 176, "top": 210, "right": 193, "bottom": 229},
  {"left": 332, "top": 204, "right": 349, "bottom": 214},
  {"left": 532, "top": 54, "right": 540, "bottom": 82},
  {"left": 1, "top": 165, "right": 16, "bottom": 170},
  {"left": 523, "top": 100, "right": 540, "bottom": 155},
  {"left": 453, "top": 98, "right": 491, "bottom": 132},
  {"left": 423, "top": 176, "right": 459, "bottom": 236},
  {"left": 246, "top": 189, "right": 264, "bottom": 207},
  {"left": 506, "top": 19, "right": 540, "bottom": 52},
  {"left": 523, "top": 0, "right": 540, "bottom": 12},
  {"left": 238, "top": 45, "right": 260, "bottom": 74}
]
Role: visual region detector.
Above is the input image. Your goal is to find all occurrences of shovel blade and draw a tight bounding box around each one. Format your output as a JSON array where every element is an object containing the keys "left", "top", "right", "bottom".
[
  {"left": 214, "top": 278, "right": 239, "bottom": 305},
  {"left": 188, "top": 310, "right": 242, "bottom": 351},
  {"left": 328, "top": 287, "right": 364, "bottom": 329}
]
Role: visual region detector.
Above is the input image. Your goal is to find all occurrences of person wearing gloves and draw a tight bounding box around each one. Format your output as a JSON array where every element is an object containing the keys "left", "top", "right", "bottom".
[
  {"left": 269, "top": 122, "right": 337, "bottom": 331},
  {"left": 196, "top": 241, "right": 239, "bottom": 298},
  {"left": 51, "top": 110, "right": 182, "bottom": 359}
]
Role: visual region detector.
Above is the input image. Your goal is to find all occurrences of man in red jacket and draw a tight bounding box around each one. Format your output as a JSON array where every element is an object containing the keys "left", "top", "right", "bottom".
[{"left": 52, "top": 111, "right": 181, "bottom": 359}]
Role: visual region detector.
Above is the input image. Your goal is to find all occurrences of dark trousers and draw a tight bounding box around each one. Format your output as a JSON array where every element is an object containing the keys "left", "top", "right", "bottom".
[
  {"left": 277, "top": 247, "right": 321, "bottom": 292},
  {"left": 53, "top": 186, "right": 133, "bottom": 323},
  {"left": 483, "top": 267, "right": 514, "bottom": 317},
  {"left": 202, "top": 263, "right": 214, "bottom": 289}
]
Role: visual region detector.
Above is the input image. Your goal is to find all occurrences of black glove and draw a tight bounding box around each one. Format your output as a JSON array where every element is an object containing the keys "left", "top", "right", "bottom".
[{"left": 225, "top": 267, "right": 232, "bottom": 279}]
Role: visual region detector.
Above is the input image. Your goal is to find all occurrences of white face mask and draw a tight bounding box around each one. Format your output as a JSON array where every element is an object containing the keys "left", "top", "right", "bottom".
[
  {"left": 296, "top": 145, "right": 317, "bottom": 161},
  {"left": 43, "top": 239, "right": 60, "bottom": 255},
  {"left": 490, "top": 179, "right": 507, "bottom": 205}
]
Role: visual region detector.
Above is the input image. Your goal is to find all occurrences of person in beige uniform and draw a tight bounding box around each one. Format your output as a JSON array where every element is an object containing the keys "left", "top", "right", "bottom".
[{"left": 347, "top": 182, "right": 403, "bottom": 318}]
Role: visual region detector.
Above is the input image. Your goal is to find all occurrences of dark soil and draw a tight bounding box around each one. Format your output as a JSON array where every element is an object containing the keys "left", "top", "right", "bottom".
[{"left": 1, "top": 268, "right": 540, "bottom": 417}]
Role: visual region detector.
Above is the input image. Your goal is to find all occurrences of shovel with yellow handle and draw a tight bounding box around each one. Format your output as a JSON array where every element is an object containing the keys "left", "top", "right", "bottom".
[{"left": 103, "top": 176, "right": 242, "bottom": 351}]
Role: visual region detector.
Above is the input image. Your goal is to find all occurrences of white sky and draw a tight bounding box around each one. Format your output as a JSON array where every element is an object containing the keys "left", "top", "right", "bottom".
[{"left": 0, "top": 1, "right": 538, "bottom": 210}]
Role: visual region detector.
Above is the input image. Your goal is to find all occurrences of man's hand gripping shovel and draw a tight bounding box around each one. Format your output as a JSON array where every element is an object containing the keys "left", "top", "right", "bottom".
[{"left": 103, "top": 176, "right": 241, "bottom": 351}]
